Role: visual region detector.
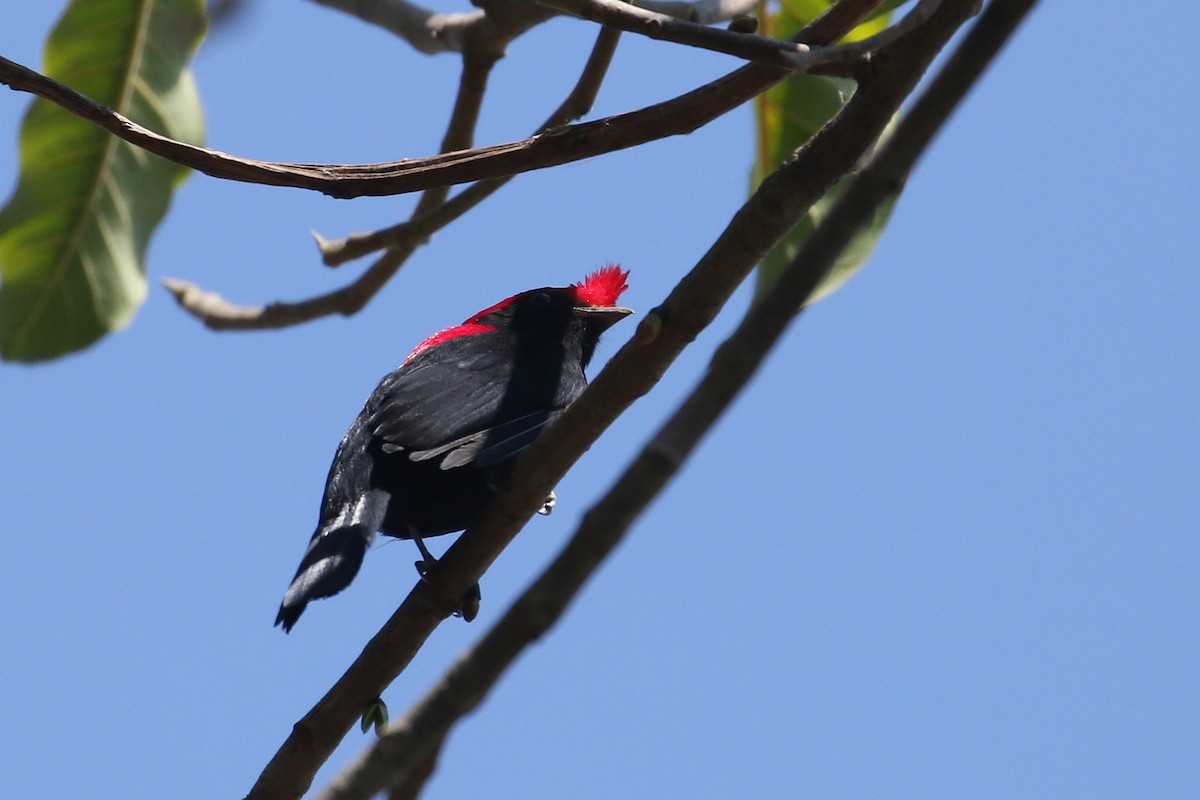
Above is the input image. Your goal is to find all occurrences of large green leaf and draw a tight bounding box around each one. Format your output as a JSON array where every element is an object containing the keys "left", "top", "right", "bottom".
[
  {"left": 0, "top": 0, "right": 206, "bottom": 362},
  {"left": 751, "top": 1, "right": 899, "bottom": 307}
]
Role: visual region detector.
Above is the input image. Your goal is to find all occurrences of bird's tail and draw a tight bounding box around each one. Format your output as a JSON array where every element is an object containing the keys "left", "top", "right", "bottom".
[{"left": 275, "top": 492, "right": 387, "bottom": 632}]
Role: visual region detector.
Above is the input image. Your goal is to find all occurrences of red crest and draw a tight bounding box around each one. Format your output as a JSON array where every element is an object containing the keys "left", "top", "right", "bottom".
[{"left": 572, "top": 264, "right": 629, "bottom": 308}]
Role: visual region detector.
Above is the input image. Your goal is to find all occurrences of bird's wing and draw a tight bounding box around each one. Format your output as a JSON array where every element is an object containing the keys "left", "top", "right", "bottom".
[
  {"left": 369, "top": 345, "right": 509, "bottom": 448},
  {"left": 367, "top": 335, "right": 568, "bottom": 469}
]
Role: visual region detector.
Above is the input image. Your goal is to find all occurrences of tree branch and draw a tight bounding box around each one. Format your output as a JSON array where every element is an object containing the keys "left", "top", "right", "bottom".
[
  {"left": 242, "top": 1, "right": 980, "bottom": 797},
  {"left": 309, "top": 0, "right": 562, "bottom": 58},
  {"left": 537, "top": 0, "right": 921, "bottom": 72},
  {"left": 629, "top": 0, "right": 757, "bottom": 24},
  {"left": 0, "top": 1, "right": 920, "bottom": 201},
  {"left": 309, "top": 0, "right": 485, "bottom": 55},
  {"left": 312, "top": 1, "right": 1031, "bottom": 796}
]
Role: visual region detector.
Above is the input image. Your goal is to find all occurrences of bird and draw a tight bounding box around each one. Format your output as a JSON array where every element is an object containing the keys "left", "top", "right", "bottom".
[{"left": 275, "top": 266, "right": 632, "bottom": 631}]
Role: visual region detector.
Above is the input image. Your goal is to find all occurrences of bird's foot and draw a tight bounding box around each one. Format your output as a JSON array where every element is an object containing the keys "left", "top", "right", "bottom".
[
  {"left": 537, "top": 490, "right": 557, "bottom": 516},
  {"left": 412, "top": 536, "right": 482, "bottom": 622}
]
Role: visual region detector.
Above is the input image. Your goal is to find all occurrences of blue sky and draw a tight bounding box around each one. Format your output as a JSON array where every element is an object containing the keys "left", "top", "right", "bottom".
[{"left": 2, "top": 2, "right": 1197, "bottom": 799}]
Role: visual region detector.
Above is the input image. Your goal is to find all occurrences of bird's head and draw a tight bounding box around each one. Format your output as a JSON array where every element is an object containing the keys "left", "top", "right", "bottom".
[
  {"left": 473, "top": 265, "right": 632, "bottom": 366},
  {"left": 405, "top": 266, "right": 632, "bottom": 365},
  {"left": 470, "top": 265, "right": 631, "bottom": 327}
]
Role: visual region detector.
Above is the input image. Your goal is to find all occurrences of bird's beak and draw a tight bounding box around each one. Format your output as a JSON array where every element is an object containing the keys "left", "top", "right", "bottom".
[{"left": 575, "top": 305, "right": 634, "bottom": 330}]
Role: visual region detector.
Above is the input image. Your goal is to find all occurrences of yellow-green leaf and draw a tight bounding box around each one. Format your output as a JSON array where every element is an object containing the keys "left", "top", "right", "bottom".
[
  {"left": 0, "top": 0, "right": 207, "bottom": 362},
  {"left": 361, "top": 697, "right": 389, "bottom": 737},
  {"left": 751, "top": 0, "right": 898, "bottom": 307}
]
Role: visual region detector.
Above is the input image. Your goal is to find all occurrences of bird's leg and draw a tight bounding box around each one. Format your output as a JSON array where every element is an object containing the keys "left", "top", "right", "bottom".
[
  {"left": 412, "top": 534, "right": 437, "bottom": 578},
  {"left": 409, "top": 531, "right": 482, "bottom": 621}
]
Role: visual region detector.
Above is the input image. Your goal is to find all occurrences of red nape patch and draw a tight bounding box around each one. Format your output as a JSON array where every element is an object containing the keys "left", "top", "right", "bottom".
[
  {"left": 572, "top": 264, "right": 629, "bottom": 308},
  {"left": 404, "top": 323, "right": 493, "bottom": 364}
]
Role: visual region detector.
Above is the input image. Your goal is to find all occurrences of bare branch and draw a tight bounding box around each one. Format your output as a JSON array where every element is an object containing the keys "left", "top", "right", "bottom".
[
  {"left": 539, "top": 0, "right": 783, "bottom": 65},
  {"left": 417, "top": 51, "right": 495, "bottom": 208},
  {"left": 311, "top": 0, "right": 1031, "bottom": 796},
  {"left": 309, "top": 0, "right": 484, "bottom": 54},
  {"left": 0, "top": 0, "right": 911, "bottom": 201},
  {"left": 537, "top": 0, "right": 889, "bottom": 71},
  {"left": 629, "top": 0, "right": 757, "bottom": 24}
]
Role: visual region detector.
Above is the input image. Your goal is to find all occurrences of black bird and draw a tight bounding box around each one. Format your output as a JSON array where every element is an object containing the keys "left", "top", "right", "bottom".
[{"left": 275, "top": 266, "right": 632, "bottom": 631}]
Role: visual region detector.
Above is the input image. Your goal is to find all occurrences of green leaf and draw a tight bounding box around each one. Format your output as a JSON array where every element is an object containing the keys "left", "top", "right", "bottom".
[
  {"left": 750, "top": 1, "right": 899, "bottom": 308},
  {"left": 361, "top": 697, "right": 389, "bottom": 737},
  {"left": 0, "top": 0, "right": 207, "bottom": 362},
  {"left": 776, "top": 0, "right": 893, "bottom": 41}
]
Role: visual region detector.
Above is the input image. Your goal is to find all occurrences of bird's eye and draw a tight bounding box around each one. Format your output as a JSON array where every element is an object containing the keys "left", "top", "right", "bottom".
[{"left": 530, "top": 292, "right": 551, "bottom": 304}]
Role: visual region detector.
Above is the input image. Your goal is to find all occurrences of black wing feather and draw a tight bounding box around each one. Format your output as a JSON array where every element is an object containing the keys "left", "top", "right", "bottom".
[
  {"left": 367, "top": 331, "right": 580, "bottom": 470},
  {"left": 369, "top": 342, "right": 514, "bottom": 451},
  {"left": 404, "top": 408, "right": 561, "bottom": 469}
]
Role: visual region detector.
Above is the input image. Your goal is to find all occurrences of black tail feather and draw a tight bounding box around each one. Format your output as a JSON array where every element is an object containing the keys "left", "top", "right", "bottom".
[
  {"left": 274, "top": 489, "right": 384, "bottom": 633},
  {"left": 275, "top": 521, "right": 373, "bottom": 632}
]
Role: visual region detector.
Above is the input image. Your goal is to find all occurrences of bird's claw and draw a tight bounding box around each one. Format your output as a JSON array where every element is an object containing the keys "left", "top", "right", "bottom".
[{"left": 412, "top": 536, "right": 481, "bottom": 621}]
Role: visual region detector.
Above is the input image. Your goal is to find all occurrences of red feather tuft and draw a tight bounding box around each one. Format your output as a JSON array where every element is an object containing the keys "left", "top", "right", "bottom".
[{"left": 572, "top": 264, "right": 629, "bottom": 308}]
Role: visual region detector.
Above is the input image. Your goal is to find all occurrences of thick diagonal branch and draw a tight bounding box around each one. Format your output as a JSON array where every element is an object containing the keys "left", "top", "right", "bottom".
[
  {"left": 312, "top": 3, "right": 1036, "bottom": 797},
  {"left": 242, "top": 2, "right": 980, "bottom": 798}
]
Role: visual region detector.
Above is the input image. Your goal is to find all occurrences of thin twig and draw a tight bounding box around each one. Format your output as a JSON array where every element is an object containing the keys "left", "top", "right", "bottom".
[
  {"left": 409, "top": 49, "right": 496, "bottom": 224},
  {"left": 312, "top": 0, "right": 1029, "bottom": 796},
  {"left": 242, "top": 2, "right": 966, "bottom": 797}
]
